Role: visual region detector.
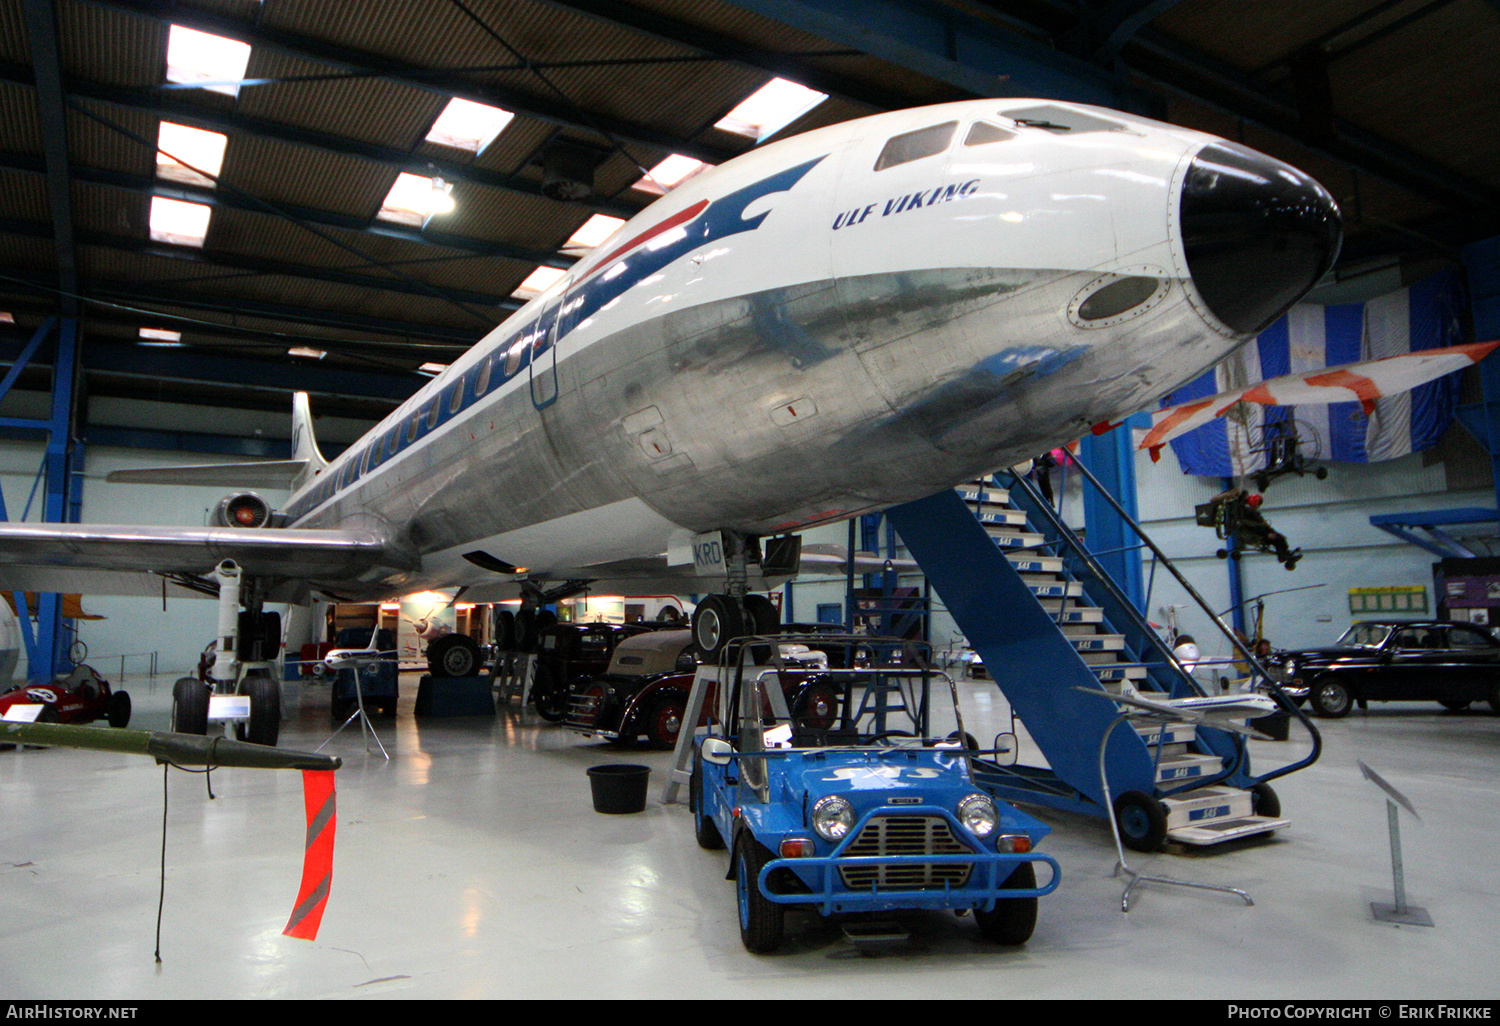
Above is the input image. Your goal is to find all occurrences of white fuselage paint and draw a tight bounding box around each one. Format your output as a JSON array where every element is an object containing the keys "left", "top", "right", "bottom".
[{"left": 279, "top": 99, "right": 1250, "bottom": 599}]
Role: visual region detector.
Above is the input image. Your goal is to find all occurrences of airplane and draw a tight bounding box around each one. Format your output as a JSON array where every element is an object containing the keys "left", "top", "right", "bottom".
[{"left": 0, "top": 97, "right": 1346, "bottom": 744}]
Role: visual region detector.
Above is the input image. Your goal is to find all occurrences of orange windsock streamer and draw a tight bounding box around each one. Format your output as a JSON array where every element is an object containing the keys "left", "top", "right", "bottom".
[{"left": 283, "top": 769, "right": 336, "bottom": 941}]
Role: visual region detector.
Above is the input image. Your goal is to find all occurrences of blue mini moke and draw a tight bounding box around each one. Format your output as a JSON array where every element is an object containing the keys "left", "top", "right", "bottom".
[{"left": 690, "top": 643, "right": 1059, "bottom": 953}]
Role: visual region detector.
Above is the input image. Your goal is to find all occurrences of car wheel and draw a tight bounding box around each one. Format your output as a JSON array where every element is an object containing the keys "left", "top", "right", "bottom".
[
  {"left": 427, "top": 635, "right": 482, "bottom": 678},
  {"left": 1439, "top": 700, "right": 1471, "bottom": 712},
  {"left": 241, "top": 676, "right": 281, "bottom": 747},
  {"left": 644, "top": 694, "right": 686, "bottom": 749},
  {"left": 1113, "top": 790, "right": 1168, "bottom": 853},
  {"left": 106, "top": 690, "right": 131, "bottom": 729},
  {"left": 691, "top": 752, "right": 725, "bottom": 850},
  {"left": 532, "top": 665, "right": 569, "bottom": 722},
  {"left": 171, "top": 677, "right": 209, "bottom": 735},
  {"left": 735, "top": 834, "right": 784, "bottom": 954},
  {"left": 1489, "top": 686, "right": 1500, "bottom": 716},
  {"left": 974, "top": 862, "right": 1038, "bottom": 945},
  {"left": 693, "top": 595, "right": 745, "bottom": 663},
  {"left": 1309, "top": 676, "right": 1352, "bottom": 718}
]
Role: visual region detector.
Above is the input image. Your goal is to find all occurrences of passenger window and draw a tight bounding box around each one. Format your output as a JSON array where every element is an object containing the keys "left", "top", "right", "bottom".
[
  {"left": 407, "top": 408, "right": 421, "bottom": 443},
  {"left": 427, "top": 397, "right": 441, "bottom": 429},
  {"left": 504, "top": 336, "right": 528, "bottom": 376},
  {"left": 476, "top": 356, "right": 493, "bottom": 396},
  {"left": 449, "top": 379, "right": 464, "bottom": 414},
  {"left": 964, "top": 121, "right": 1015, "bottom": 147},
  {"left": 874, "top": 121, "right": 957, "bottom": 171}
]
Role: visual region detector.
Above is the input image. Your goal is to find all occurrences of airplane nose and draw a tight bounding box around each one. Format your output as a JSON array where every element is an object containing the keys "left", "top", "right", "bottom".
[{"left": 1180, "top": 142, "right": 1342, "bottom": 335}]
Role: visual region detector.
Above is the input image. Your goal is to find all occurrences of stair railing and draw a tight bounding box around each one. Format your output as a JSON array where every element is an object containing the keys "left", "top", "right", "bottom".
[{"left": 1016, "top": 453, "right": 1321, "bottom": 787}]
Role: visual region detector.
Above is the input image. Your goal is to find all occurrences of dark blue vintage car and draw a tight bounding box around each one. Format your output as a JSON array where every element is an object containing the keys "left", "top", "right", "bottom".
[
  {"left": 1265, "top": 620, "right": 1500, "bottom": 717},
  {"left": 691, "top": 651, "right": 1058, "bottom": 953}
]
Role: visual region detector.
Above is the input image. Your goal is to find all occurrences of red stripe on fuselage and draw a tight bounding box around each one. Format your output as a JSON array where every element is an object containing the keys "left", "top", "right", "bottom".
[{"left": 575, "top": 199, "right": 710, "bottom": 286}]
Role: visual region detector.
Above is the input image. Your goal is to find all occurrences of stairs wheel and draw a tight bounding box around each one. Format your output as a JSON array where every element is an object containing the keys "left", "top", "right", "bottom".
[
  {"left": 1113, "top": 791, "right": 1168, "bottom": 853},
  {"left": 1251, "top": 781, "right": 1281, "bottom": 819}
]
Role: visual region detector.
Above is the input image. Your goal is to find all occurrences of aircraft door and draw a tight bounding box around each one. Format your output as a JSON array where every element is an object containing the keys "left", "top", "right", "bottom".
[{"left": 528, "top": 279, "right": 570, "bottom": 410}]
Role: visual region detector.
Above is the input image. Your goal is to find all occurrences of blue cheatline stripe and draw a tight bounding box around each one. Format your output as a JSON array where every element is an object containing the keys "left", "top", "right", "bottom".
[{"left": 1324, "top": 303, "right": 1367, "bottom": 462}]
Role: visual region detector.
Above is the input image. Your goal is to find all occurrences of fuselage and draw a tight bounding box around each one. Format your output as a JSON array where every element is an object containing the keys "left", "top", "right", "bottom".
[{"left": 278, "top": 98, "right": 1339, "bottom": 597}]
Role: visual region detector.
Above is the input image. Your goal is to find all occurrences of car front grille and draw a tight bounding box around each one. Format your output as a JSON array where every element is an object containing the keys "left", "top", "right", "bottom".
[{"left": 838, "top": 815, "right": 974, "bottom": 891}]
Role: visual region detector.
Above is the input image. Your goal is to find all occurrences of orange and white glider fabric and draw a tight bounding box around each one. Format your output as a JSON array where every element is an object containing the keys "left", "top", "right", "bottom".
[
  {"left": 1099, "top": 340, "right": 1499, "bottom": 462},
  {"left": 283, "top": 769, "right": 336, "bottom": 941}
]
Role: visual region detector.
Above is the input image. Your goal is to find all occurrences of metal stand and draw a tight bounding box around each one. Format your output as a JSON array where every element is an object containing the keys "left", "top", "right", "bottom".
[
  {"left": 1361, "top": 761, "right": 1432, "bottom": 927},
  {"left": 1098, "top": 713, "right": 1254, "bottom": 912},
  {"left": 316, "top": 669, "right": 389, "bottom": 760}
]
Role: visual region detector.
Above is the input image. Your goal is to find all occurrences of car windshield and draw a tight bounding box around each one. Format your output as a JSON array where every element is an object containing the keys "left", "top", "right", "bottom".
[{"left": 1338, "top": 623, "right": 1393, "bottom": 648}]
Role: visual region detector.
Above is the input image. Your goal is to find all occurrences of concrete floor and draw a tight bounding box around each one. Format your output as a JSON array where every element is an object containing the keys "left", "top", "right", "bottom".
[{"left": 3, "top": 671, "right": 1497, "bottom": 1001}]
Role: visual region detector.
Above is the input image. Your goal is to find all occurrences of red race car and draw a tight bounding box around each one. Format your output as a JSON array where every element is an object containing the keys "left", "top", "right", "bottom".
[{"left": 0, "top": 665, "right": 131, "bottom": 728}]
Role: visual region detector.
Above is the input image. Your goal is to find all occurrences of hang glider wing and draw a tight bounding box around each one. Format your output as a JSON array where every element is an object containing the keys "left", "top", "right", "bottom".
[
  {"left": 1102, "top": 340, "right": 1500, "bottom": 460},
  {"left": 0, "top": 522, "right": 392, "bottom": 598}
]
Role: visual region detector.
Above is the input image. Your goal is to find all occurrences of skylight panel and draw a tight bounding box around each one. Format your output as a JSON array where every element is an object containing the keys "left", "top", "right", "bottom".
[
  {"left": 425, "top": 98, "right": 514, "bottom": 154},
  {"left": 148, "top": 197, "right": 211, "bottom": 247},
  {"left": 138, "top": 327, "right": 183, "bottom": 345},
  {"left": 512, "top": 266, "right": 566, "bottom": 299},
  {"left": 156, "top": 122, "right": 227, "bottom": 188},
  {"left": 378, "top": 173, "right": 455, "bottom": 226},
  {"left": 715, "top": 78, "right": 828, "bottom": 143},
  {"left": 562, "top": 214, "right": 625, "bottom": 255},
  {"left": 631, "top": 155, "right": 712, "bottom": 196},
  {"left": 165, "top": 25, "right": 252, "bottom": 98},
  {"left": 418, "top": 361, "right": 449, "bottom": 375},
  {"left": 288, "top": 346, "right": 326, "bottom": 360}
]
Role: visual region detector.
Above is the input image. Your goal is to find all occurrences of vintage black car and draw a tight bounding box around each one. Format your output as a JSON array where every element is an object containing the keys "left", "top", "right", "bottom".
[
  {"left": 531, "top": 622, "right": 656, "bottom": 721},
  {"left": 1266, "top": 620, "right": 1500, "bottom": 718}
]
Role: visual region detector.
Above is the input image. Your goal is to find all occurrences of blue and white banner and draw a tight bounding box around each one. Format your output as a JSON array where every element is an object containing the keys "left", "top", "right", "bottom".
[{"left": 1164, "top": 270, "right": 1466, "bottom": 477}]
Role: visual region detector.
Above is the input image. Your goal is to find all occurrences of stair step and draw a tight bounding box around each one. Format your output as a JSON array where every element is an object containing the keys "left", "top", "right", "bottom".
[
  {"left": 1025, "top": 580, "right": 1083, "bottom": 599},
  {"left": 1154, "top": 752, "right": 1223, "bottom": 785},
  {"left": 1071, "top": 634, "right": 1125, "bottom": 652},
  {"left": 1007, "top": 554, "right": 1063, "bottom": 573},
  {"left": 1052, "top": 607, "right": 1105, "bottom": 624},
  {"left": 956, "top": 485, "right": 1010, "bottom": 505},
  {"left": 987, "top": 530, "right": 1046, "bottom": 550},
  {"left": 1135, "top": 722, "right": 1197, "bottom": 745},
  {"left": 976, "top": 510, "right": 1029, "bottom": 527},
  {"left": 1093, "top": 664, "right": 1148, "bottom": 682},
  {"left": 1168, "top": 815, "right": 1290, "bottom": 846}
]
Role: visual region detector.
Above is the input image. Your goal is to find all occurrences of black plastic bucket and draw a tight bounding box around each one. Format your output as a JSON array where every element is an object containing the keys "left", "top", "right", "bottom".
[{"left": 587, "top": 763, "right": 650, "bottom": 814}]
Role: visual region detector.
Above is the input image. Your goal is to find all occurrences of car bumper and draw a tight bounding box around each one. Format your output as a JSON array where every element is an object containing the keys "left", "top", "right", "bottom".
[{"left": 757, "top": 850, "right": 1060, "bottom": 916}]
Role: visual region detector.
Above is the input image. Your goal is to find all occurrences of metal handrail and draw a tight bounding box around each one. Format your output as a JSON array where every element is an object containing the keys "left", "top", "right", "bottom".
[{"left": 1034, "top": 452, "right": 1321, "bottom": 786}]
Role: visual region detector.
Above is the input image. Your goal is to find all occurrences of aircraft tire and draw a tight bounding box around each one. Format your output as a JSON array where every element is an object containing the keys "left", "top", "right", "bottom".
[
  {"left": 171, "top": 677, "right": 209, "bottom": 735},
  {"left": 242, "top": 676, "right": 281, "bottom": 747},
  {"left": 106, "top": 690, "right": 131, "bottom": 729},
  {"left": 428, "top": 634, "right": 482, "bottom": 677},
  {"left": 693, "top": 595, "right": 745, "bottom": 662}
]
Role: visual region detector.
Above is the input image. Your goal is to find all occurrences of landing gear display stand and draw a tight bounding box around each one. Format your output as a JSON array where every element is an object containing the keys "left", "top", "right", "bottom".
[{"left": 1360, "top": 761, "right": 1433, "bottom": 927}]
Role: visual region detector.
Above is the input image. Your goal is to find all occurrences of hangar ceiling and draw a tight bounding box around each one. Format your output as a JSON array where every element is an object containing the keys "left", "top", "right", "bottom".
[{"left": 0, "top": 0, "right": 1497, "bottom": 434}]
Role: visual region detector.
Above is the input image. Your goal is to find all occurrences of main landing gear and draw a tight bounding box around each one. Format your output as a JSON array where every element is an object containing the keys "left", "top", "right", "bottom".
[{"left": 690, "top": 532, "right": 781, "bottom": 661}]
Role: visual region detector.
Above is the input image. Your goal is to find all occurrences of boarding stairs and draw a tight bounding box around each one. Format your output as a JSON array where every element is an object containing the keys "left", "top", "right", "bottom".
[{"left": 887, "top": 470, "right": 1316, "bottom": 849}]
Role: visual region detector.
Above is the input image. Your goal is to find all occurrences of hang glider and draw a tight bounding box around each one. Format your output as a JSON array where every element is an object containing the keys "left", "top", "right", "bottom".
[{"left": 1108, "top": 340, "right": 1500, "bottom": 461}]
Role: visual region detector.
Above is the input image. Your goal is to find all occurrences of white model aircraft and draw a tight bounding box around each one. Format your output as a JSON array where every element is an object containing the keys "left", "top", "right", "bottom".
[{"left": 0, "top": 98, "right": 1345, "bottom": 734}]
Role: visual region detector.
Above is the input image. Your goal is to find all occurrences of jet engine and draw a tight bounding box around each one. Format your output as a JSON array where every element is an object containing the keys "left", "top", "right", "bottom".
[{"left": 212, "top": 492, "right": 274, "bottom": 529}]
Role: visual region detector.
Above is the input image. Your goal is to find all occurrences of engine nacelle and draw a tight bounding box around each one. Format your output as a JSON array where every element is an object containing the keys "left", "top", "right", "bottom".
[{"left": 211, "top": 492, "right": 274, "bottom": 529}]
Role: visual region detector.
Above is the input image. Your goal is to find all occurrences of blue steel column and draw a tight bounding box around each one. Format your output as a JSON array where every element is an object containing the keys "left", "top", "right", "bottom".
[
  {"left": 35, "top": 319, "right": 80, "bottom": 678},
  {"left": 1460, "top": 236, "right": 1500, "bottom": 508},
  {"left": 1079, "top": 419, "right": 1146, "bottom": 613}
]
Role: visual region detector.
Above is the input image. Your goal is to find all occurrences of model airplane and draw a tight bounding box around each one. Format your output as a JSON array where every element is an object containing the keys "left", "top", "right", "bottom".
[{"left": 0, "top": 98, "right": 1344, "bottom": 732}]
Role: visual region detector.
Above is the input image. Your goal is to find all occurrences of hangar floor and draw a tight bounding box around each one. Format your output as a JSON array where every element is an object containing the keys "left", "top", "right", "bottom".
[{"left": 3, "top": 672, "right": 1497, "bottom": 1001}]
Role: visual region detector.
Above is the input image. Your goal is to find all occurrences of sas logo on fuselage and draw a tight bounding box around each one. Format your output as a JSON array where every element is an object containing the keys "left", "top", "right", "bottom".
[{"left": 832, "top": 179, "right": 981, "bottom": 231}]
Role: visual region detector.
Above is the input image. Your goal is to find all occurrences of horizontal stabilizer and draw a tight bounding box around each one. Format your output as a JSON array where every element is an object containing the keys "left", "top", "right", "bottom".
[{"left": 106, "top": 460, "right": 310, "bottom": 489}]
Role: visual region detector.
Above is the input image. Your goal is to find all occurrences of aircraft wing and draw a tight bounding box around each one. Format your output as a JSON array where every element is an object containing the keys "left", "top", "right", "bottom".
[
  {"left": 1100, "top": 339, "right": 1500, "bottom": 459},
  {"left": 0, "top": 522, "right": 392, "bottom": 597}
]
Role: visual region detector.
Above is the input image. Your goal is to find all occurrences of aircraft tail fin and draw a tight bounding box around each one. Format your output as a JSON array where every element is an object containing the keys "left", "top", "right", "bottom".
[{"left": 290, "top": 391, "right": 330, "bottom": 492}]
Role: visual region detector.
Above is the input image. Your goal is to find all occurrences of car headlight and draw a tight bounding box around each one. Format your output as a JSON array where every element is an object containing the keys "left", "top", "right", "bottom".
[
  {"left": 811, "top": 795, "right": 855, "bottom": 842},
  {"left": 958, "top": 794, "right": 999, "bottom": 837}
]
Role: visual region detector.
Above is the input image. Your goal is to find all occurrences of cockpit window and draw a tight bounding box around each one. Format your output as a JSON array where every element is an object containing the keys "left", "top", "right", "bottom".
[
  {"left": 874, "top": 121, "right": 957, "bottom": 171},
  {"left": 964, "top": 121, "right": 1016, "bottom": 147},
  {"left": 1004, "top": 104, "right": 1124, "bottom": 134}
]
